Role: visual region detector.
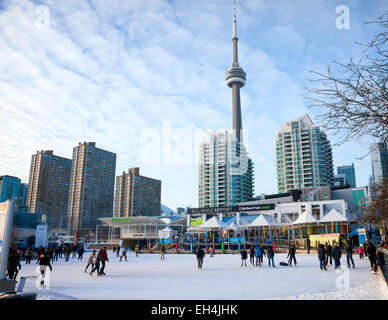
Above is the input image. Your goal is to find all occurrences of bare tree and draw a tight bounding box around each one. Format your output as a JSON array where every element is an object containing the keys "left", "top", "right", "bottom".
[
  {"left": 362, "top": 178, "right": 388, "bottom": 228},
  {"left": 306, "top": 12, "right": 388, "bottom": 149}
]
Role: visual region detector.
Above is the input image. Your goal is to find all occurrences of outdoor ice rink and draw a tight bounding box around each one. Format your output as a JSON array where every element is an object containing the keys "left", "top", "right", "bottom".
[{"left": 18, "top": 251, "right": 388, "bottom": 300}]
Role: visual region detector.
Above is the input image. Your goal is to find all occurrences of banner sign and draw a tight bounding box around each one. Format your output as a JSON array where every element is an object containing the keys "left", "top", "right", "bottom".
[
  {"left": 111, "top": 217, "right": 131, "bottom": 223},
  {"left": 187, "top": 204, "right": 275, "bottom": 215},
  {"left": 190, "top": 218, "right": 204, "bottom": 227},
  {"left": 230, "top": 237, "right": 239, "bottom": 243},
  {"left": 35, "top": 224, "right": 48, "bottom": 248},
  {"left": 309, "top": 233, "right": 340, "bottom": 247},
  {"left": 159, "top": 238, "right": 172, "bottom": 244}
]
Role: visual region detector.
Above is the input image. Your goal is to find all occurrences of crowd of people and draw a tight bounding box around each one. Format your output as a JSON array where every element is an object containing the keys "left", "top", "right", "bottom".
[
  {"left": 312, "top": 237, "right": 386, "bottom": 273},
  {"left": 5, "top": 237, "right": 387, "bottom": 287}
]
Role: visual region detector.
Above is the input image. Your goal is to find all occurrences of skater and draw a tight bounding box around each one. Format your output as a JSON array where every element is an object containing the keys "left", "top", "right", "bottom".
[
  {"left": 363, "top": 241, "right": 368, "bottom": 258},
  {"left": 98, "top": 246, "right": 109, "bottom": 276},
  {"left": 54, "top": 246, "right": 60, "bottom": 262},
  {"left": 48, "top": 248, "right": 54, "bottom": 263},
  {"left": 267, "top": 245, "right": 275, "bottom": 268},
  {"left": 249, "top": 246, "right": 255, "bottom": 265},
  {"left": 85, "top": 250, "right": 95, "bottom": 272},
  {"left": 36, "top": 246, "right": 45, "bottom": 264},
  {"left": 38, "top": 252, "right": 52, "bottom": 288},
  {"left": 325, "top": 242, "right": 332, "bottom": 266},
  {"left": 77, "top": 245, "right": 84, "bottom": 261},
  {"left": 25, "top": 247, "right": 33, "bottom": 264},
  {"left": 89, "top": 250, "right": 101, "bottom": 276},
  {"left": 71, "top": 245, "right": 77, "bottom": 259},
  {"left": 119, "top": 248, "right": 127, "bottom": 262},
  {"left": 64, "top": 246, "right": 71, "bottom": 262},
  {"left": 318, "top": 244, "right": 327, "bottom": 271},
  {"left": 240, "top": 247, "right": 248, "bottom": 267},
  {"left": 345, "top": 241, "right": 355, "bottom": 268},
  {"left": 255, "top": 245, "right": 264, "bottom": 267},
  {"left": 332, "top": 242, "right": 342, "bottom": 269},
  {"left": 116, "top": 246, "right": 120, "bottom": 257},
  {"left": 377, "top": 248, "right": 385, "bottom": 266},
  {"left": 208, "top": 247, "right": 214, "bottom": 257},
  {"left": 366, "top": 241, "right": 377, "bottom": 272},
  {"left": 161, "top": 244, "right": 166, "bottom": 260},
  {"left": 196, "top": 246, "right": 205, "bottom": 269},
  {"left": 287, "top": 243, "right": 297, "bottom": 267},
  {"left": 306, "top": 238, "right": 311, "bottom": 254},
  {"left": 135, "top": 244, "right": 139, "bottom": 257},
  {"left": 6, "top": 250, "right": 21, "bottom": 280},
  {"left": 356, "top": 245, "right": 364, "bottom": 259}
]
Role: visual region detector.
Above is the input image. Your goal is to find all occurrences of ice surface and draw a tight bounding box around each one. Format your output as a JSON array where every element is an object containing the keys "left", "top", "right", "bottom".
[{"left": 17, "top": 251, "right": 388, "bottom": 300}]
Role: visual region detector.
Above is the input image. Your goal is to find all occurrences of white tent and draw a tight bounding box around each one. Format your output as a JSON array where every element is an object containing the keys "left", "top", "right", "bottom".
[
  {"left": 158, "top": 226, "right": 177, "bottom": 239},
  {"left": 224, "top": 221, "right": 238, "bottom": 230},
  {"left": 197, "top": 216, "right": 227, "bottom": 229},
  {"left": 249, "top": 214, "right": 274, "bottom": 227},
  {"left": 319, "top": 209, "right": 348, "bottom": 223},
  {"left": 292, "top": 211, "right": 318, "bottom": 225}
]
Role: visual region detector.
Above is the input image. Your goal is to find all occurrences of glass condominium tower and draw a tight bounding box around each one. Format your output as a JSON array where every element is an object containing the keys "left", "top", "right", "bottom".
[
  {"left": 276, "top": 114, "right": 334, "bottom": 193},
  {"left": 198, "top": 131, "right": 254, "bottom": 208}
]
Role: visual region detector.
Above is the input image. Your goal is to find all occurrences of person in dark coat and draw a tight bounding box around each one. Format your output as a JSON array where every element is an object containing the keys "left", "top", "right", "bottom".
[
  {"left": 345, "top": 241, "right": 355, "bottom": 268},
  {"left": 267, "top": 246, "right": 275, "bottom": 268},
  {"left": 287, "top": 244, "right": 297, "bottom": 267},
  {"left": 25, "top": 247, "right": 33, "bottom": 264},
  {"left": 318, "top": 244, "right": 327, "bottom": 271},
  {"left": 367, "top": 241, "right": 377, "bottom": 271},
  {"left": 249, "top": 246, "right": 255, "bottom": 265},
  {"left": 240, "top": 247, "right": 248, "bottom": 267},
  {"left": 7, "top": 250, "right": 21, "bottom": 280},
  {"left": 332, "top": 242, "right": 342, "bottom": 269},
  {"left": 116, "top": 246, "right": 120, "bottom": 257},
  {"left": 306, "top": 238, "right": 311, "bottom": 254},
  {"left": 325, "top": 242, "right": 333, "bottom": 266},
  {"left": 376, "top": 249, "right": 385, "bottom": 269},
  {"left": 77, "top": 246, "right": 84, "bottom": 261},
  {"left": 161, "top": 244, "right": 166, "bottom": 260},
  {"left": 39, "top": 252, "right": 53, "bottom": 288},
  {"left": 98, "top": 247, "right": 109, "bottom": 276},
  {"left": 196, "top": 247, "right": 205, "bottom": 269},
  {"left": 345, "top": 241, "right": 354, "bottom": 268}
]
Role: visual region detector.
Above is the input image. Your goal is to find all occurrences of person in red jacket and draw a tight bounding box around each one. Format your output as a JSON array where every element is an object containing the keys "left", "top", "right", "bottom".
[{"left": 98, "top": 246, "right": 109, "bottom": 276}]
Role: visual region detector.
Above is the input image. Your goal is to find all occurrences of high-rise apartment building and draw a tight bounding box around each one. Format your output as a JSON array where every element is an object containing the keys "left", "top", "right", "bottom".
[
  {"left": 370, "top": 141, "right": 388, "bottom": 188},
  {"left": 337, "top": 163, "right": 356, "bottom": 188},
  {"left": 67, "top": 142, "right": 116, "bottom": 233},
  {"left": 26, "top": 150, "right": 72, "bottom": 229},
  {"left": 0, "top": 175, "right": 21, "bottom": 203},
  {"left": 199, "top": 132, "right": 254, "bottom": 207},
  {"left": 114, "top": 168, "right": 161, "bottom": 217},
  {"left": 276, "top": 114, "right": 334, "bottom": 193}
]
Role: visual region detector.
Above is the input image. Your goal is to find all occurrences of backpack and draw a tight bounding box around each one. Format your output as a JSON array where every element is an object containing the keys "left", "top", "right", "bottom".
[{"left": 280, "top": 262, "right": 289, "bottom": 266}]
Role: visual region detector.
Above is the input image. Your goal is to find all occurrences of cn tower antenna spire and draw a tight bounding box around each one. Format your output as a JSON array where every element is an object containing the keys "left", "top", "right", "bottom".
[
  {"left": 225, "top": 0, "right": 246, "bottom": 143},
  {"left": 233, "top": 0, "right": 237, "bottom": 38}
]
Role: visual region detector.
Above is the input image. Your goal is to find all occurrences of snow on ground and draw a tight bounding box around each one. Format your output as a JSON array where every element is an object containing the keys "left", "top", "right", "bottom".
[{"left": 17, "top": 251, "right": 388, "bottom": 300}]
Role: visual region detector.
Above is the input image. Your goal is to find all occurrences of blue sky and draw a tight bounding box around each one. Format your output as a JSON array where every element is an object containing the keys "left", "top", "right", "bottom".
[{"left": 0, "top": 0, "right": 386, "bottom": 211}]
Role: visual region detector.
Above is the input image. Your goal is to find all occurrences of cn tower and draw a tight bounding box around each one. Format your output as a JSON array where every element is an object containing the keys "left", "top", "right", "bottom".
[{"left": 225, "top": 0, "right": 246, "bottom": 144}]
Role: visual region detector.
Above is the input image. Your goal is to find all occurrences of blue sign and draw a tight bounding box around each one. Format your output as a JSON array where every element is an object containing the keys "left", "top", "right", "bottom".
[
  {"left": 230, "top": 237, "right": 239, "bottom": 243},
  {"left": 159, "top": 238, "right": 171, "bottom": 244},
  {"left": 240, "top": 237, "right": 245, "bottom": 243}
]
